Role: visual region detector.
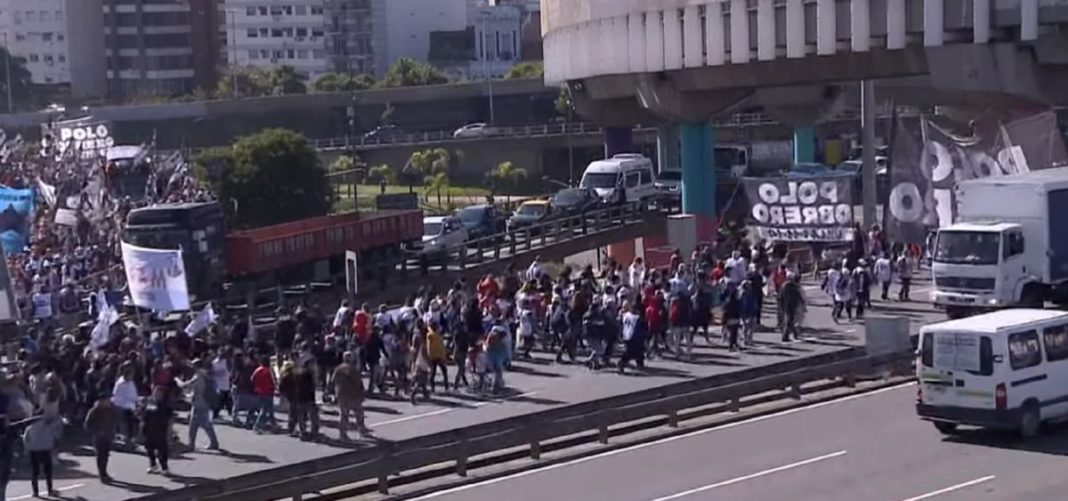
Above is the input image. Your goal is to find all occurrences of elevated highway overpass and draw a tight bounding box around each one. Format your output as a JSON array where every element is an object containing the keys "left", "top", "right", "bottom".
[{"left": 541, "top": 0, "right": 1068, "bottom": 236}]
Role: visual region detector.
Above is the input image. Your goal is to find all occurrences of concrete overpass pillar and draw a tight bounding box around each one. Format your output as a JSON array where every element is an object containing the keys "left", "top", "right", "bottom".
[
  {"left": 680, "top": 122, "right": 717, "bottom": 243},
  {"left": 793, "top": 126, "right": 816, "bottom": 165},
  {"left": 603, "top": 127, "right": 635, "bottom": 157},
  {"left": 656, "top": 125, "right": 680, "bottom": 172}
]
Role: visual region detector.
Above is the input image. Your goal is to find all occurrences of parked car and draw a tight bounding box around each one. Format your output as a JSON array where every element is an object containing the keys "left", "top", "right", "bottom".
[
  {"left": 550, "top": 187, "right": 600, "bottom": 215},
  {"left": 363, "top": 125, "right": 405, "bottom": 142},
  {"left": 655, "top": 170, "right": 681, "bottom": 196},
  {"left": 455, "top": 204, "right": 507, "bottom": 240},
  {"left": 408, "top": 215, "right": 468, "bottom": 260},
  {"left": 453, "top": 122, "right": 497, "bottom": 139},
  {"left": 507, "top": 199, "right": 554, "bottom": 233}
]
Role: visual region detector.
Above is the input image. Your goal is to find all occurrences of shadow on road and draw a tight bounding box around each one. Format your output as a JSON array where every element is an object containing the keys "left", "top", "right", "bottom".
[{"left": 943, "top": 423, "right": 1068, "bottom": 456}]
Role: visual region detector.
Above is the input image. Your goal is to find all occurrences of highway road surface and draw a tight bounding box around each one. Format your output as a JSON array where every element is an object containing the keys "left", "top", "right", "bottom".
[
  {"left": 1, "top": 279, "right": 940, "bottom": 500},
  {"left": 411, "top": 382, "right": 1068, "bottom": 501}
]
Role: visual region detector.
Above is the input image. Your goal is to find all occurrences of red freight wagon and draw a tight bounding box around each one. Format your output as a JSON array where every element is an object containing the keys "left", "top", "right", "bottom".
[{"left": 225, "top": 209, "right": 422, "bottom": 276}]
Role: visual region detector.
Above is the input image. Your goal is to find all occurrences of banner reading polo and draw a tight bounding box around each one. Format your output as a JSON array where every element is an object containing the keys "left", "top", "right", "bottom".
[
  {"left": 742, "top": 175, "right": 855, "bottom": 242},
  {"left": 121, "top": 242, "right": 190, "bottom": 312},
  {"left": 0, "top": 187, "right": 34, "bottom": 254}
]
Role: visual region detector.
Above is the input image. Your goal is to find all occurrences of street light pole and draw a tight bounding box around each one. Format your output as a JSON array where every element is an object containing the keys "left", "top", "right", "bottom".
[
  {"left": 482, "top": 13, "right": 495, "bottom": 124},
  {"left": 861, "top": 79, "right": 877, "bottom": 230},
  {"left": 227, "top": 9, "right": 238, "bottom": 98}
]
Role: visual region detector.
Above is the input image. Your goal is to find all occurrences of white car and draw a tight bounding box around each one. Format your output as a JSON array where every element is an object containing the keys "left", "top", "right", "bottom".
[
  {"left": 453, "top": 123, "right": 496, "bottom": 139},
  {"left": 410, "top": 215, "right": 468, "bottom": 259}
]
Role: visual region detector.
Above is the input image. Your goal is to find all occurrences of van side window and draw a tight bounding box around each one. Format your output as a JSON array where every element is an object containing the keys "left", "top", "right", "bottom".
[
  {"left": 1008, "top": 330, "right": 1043, "bottom": 370},
  {"left": 640, "top": 168, "right": 653, "bottom": 184},
  {"left": 1044, "top": 324, "right": 1068, "bottom": 362},
  {"left": 921, "top": 333, "right": 933, "bottom": 367}
]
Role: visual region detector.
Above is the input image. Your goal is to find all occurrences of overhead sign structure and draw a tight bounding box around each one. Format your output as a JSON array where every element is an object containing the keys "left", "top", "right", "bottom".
[
  {"left": 121, "top": 241, "right": 191, "bottom": 312},
  {"left": 742, "top": 174, "right": 855, "bottom": 242}
]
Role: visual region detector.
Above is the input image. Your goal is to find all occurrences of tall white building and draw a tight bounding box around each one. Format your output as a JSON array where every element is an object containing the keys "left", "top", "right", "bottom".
[
  {"left": 469, "top": 4, "right": 521, "bottom": 78},
  {"left": 223, "top": 0, "right": 330, "bottom": 80},
  {"left": 370, "top": 0, "right": 468, "bottom": 75},
  {"left": 0, "top": 0, "right": 107, "bottom": 98},
  {"left": 0, "top": 0, "right": 71, "bottom": 85}
]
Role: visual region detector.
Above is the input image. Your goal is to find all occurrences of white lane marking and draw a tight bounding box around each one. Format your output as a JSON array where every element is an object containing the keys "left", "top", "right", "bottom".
[
  {"left": 371, "top": 408, "right": 453, "bottom": 426},
  {"left": 649, "top": 450, "right": 848, "bottom": 501},
  {"left": 9, "top": 482, "right": 85, "bottom": 500},
  {"left": 408, "top": 382, "right": 916, "bottom": 500},
  {"left": 474, "top": 391, "right": 540, "bottom": 408},
  {"left": 371, "top": 391, "right": 543, "bottom": 425},
  {"left": 901, "top": 476, "right": 996, "bottom": 501}
]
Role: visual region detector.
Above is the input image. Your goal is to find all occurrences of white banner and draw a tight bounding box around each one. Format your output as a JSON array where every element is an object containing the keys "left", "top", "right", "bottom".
[
  {"left": 54, "top": 208, "right": 78, "bottom": 226},
  {"left": 121, "top": 242, "right": 190, "bottom": 312},
  {"left": 90, "top": 290, "right": 119, "bottom": 349}
]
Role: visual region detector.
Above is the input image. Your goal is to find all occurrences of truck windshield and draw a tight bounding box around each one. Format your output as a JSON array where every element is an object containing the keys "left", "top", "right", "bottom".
[
  {"left": 581, "top": 173, "right": 618, "bottom": 189},
  {"left": 933, "top": 231, "right": 1000, "bottom": 265},
  {"left": 423, "top": 222, "right": 443, "bottom": 237}
]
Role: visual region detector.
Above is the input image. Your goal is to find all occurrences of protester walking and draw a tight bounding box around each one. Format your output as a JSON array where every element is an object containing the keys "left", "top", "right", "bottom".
[
  {"left": 874, "top": 253, "right": 893, "bottom": 300},
  {"left": 142, "top": 387, "right": 173, "bottom": 475},
  {"left": 896, "top": 252, "right": 914, "bottom": 301},
  {"left": 333, "top": 351, "right": 370, "bottom": 441},
  {"left": 617, "top": 303, "right": 645, "bottom": 373},
  {"left": 249, "top": 357, "right": 277, "bottom": 434},
  {"left": 84, "top": 395, "right": 120, "bottom": 483},
  {"left": 24, "top": 414, "right": 62, "bottom": 497},
  {"left": 833, "top": 264, "right": 856, "bottom": 322},
  {"left": 177, "top": 358, "right": 221, "bottom": 450},
  {"left": 779, "top": 274, "right": 804, "bottom": 342},
  {"left": 853, "top": 260, "right": 873, "bottom": 318}
]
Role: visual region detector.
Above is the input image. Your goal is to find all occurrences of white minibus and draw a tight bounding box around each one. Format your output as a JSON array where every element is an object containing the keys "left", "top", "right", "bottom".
[
  {"left": 579, "top": 154, "right": 657, "bottom": 204},
  {"left": 916, "top": 308, "right": 1068, "bottom": 437}
]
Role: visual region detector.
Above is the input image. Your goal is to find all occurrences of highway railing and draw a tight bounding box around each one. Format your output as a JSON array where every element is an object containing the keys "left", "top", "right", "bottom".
[
  {"left": 136, "top": 348, "right": 912, "bottom": 501},
  {"left": 397, "top": 202, "right": 654, "bottom": 279},
  {"left": 311, "top": 106, "right": 923, "bottom": 151}
]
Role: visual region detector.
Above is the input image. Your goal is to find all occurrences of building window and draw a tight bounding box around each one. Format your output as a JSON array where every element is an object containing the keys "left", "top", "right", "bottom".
[
  {"left": 56, "top": 33, "right": 64, "bottom": 41},
  {"left": 271, "top": 29, "right": 283, "bottom": 37},
  {"left": 14, "top": 33, "right": 24, "bottom": 41},
  {"left": 295, "top": 5, "right": 307, "bottom": 15},
  {"left": 257, "top": 6, "right": 268, "bottom": 15},
  {"left": 247, "top": 28, "right": 258, "bottom": 38},
  {"left": 58, "top": 54, "right": 65, "bottom": 63},
  {"left": 312, "top": 28, "right": 323, "bottom": 37},
  {"left": 246, "top": 6, "right": 256, "bottom": 16},
  {"left": 312, "top": 49, "right": 324, "bottom": 59},
  {"left": 55, "top": 10, "right": 62, "bottom": 21},
  {"left": 248, "top": 49, "right": 258, "bottom": 59},
  {"left": 296, "top": 27, "right": 308, "bottom": 37},
  {"left": 28, "top": 54, "right": 37, "bottom": 62},
  {"left": 273, "top": 49, "right": 284, "bottom": 59},
  {"left": 259, "top": 49, "right": 269, "bottom": 58},
  {"left": 287, "top": 49, "right": 295, "bottom": 59},
  {"left": 42, "top": 33, "right": 52, "bottom": 42},
  {"left": 259, "top": 28, "right": 268, "bottom": 37},
  {"left": 311, "top": 6, "right": 323, "bottom": 15},
  {"left": 297, "top": 49, "right": 308, "bottom": 59},
  {"left": 40, "top": 11, "right": 50, "bottom": 21}
]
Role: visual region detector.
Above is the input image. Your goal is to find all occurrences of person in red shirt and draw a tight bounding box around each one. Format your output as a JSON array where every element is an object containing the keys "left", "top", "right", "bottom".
[
  {"left": 771, "top": 264, "right": 788, "bottom": 295},
  {"left": 352, "top": 303, "right": 371, "bottom": 346},
  {"left": 710, "top": 261, "right": 726, "bottom": 283},
  {"left": 249, "top": 357, "right": 276, "bottom": 433},
  {"left": 477, "top": 274, "right": 498, "bottom": 309},
  {"left": 645, "top": 297, "right": 665, "bottom": 357}
]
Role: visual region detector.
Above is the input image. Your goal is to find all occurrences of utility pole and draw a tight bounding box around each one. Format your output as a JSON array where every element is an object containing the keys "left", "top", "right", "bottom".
[
  {"left": 3, "top": 33, "right": 12, "bottom": 113},
  {"left": 227, "top": 9, "right": 238, "bottom": 98},
  {"left": 861, "top": 79, "right": 877, "bottom": 230}
]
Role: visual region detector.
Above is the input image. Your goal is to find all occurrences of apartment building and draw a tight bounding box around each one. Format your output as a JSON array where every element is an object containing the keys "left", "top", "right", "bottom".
[
  {"left": 102, "top": 0, "right": 221, "bottom": 98},
  {"left": 223, "top": 0, "right": 330, "bottom": 79}
]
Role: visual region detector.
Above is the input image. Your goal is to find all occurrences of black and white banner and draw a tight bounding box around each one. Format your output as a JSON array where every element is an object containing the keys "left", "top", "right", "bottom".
[
  {"left": 742, "top": 175, "right": 856, "bottom": 242},
  {"left": 887, "top": 111, "right": 1068, "bottom": 243}
]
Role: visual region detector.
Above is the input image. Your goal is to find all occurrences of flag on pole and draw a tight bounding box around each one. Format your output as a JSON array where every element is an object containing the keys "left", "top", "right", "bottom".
[
  {"left": 185, "top": 303, "right": 218, "bottom": 336},
  {"left": 90, "top": 291, "right": 119, "bottom": 349}
]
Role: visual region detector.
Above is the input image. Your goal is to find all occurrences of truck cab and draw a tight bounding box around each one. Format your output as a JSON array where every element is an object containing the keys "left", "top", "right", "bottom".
[
  {"left": 124, "top": 202, "right": 227, "bottom": 301},
  {"left": 932, "top": 222, "right": 1033, "bottom": 318}
]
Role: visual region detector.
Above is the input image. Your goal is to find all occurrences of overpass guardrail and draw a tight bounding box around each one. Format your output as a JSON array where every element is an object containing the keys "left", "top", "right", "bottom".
[{"left": 135, "top": 348, "right": 912, "bottom": 501}]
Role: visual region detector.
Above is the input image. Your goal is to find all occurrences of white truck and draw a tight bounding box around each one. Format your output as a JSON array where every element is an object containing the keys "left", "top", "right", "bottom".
[{"left": 931, "top": 168, "right": 1068, "bottom": 319}]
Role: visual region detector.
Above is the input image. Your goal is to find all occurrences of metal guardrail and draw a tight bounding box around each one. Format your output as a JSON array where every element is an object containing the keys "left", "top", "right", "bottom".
[
  {"left": 137, "top": 349, "right": 912, "bottom": 501},
  {"left": 311, "top": 106, "right": 920, "bottom": 151}
]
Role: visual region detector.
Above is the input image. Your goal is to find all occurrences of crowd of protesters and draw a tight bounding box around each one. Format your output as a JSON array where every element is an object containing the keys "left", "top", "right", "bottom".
[{"left": 0, "top": 134, "right": 929, "bottom": 499}]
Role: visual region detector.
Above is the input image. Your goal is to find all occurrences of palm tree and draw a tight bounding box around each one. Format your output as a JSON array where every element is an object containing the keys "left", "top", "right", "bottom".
[
  {"left": 408, "top": 148, "right": 452, "bottom": 201},
  {"left": 367, "top": 164, "right": 395, "bottom": 194},
  {"left": 424, "top": 171, "right": 450, "bottom": 207},
  {"left": 489, "top": 161, "right": 528, "bottom": 204}
]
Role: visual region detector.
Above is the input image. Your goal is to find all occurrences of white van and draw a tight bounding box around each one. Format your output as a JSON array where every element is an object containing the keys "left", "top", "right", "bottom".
[
  {"left": 916, "top": 308, "right": 1068, "bottom": 437},
  {"left": 579, "top": 154, "right": 657, "bottom": 204}
]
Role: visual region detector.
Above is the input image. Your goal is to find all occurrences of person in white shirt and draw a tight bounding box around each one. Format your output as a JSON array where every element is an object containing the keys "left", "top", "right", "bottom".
[
  {"left": 31, "top": 287, "right": 54, "bottom": 331},
  {"left": 617, "top": 303, "right": 644, "bottom": 373},
  {"left": 211, "top": 351, "right": 232, "bottom": 420},
  {"left": 111, "top": 368, "right": 140, "bottom": 445},
  {"left": 627, "top": 257, "right": 646, "bottom": 289},
  {"left": 873, "top": 253, "right": 893, "bottom": 300},
  {"left": 726, "top": 251, "right": 747, "bottom": 284},
  {"left": 332, "top": 300, "right": 353, "bottom": 333},
  {"left": 526, "top": 257, "right": 544, "bottom": 282}
]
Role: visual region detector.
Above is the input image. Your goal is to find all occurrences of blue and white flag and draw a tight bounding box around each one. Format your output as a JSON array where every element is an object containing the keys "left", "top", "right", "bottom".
[
  {"left": 0, "top": 187, "right": 34, "bottom": 254},
  {"left": 185, "top": 303, "right": 218, "bottom": 336},
  {"left": 90, "top": 291, "right": 119, "bottom": 349}
]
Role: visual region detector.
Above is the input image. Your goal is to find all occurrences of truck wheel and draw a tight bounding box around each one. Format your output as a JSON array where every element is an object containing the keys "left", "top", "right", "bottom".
[
  {"left": 933, "top": 421, "right": 959, "bottom": 435},
  {"left": 1019, "top": 402, "right": 1041, "bottom": 439},
  {"left": 1021, "top": 285, "right": 1044, "bottom": 309}
]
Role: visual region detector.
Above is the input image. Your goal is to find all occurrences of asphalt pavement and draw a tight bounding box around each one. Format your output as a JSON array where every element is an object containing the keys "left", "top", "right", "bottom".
[
  {"left": 2, "top": 278, "right": 942, "bottom": 500},
  {"left": 410, "top": 381, "right": 1068, "bottom": 501}
]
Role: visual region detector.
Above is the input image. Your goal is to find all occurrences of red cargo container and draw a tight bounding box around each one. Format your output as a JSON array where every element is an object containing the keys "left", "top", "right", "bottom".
[{"left": 225, "top": 209, "right": 422, "bottom": 276}]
